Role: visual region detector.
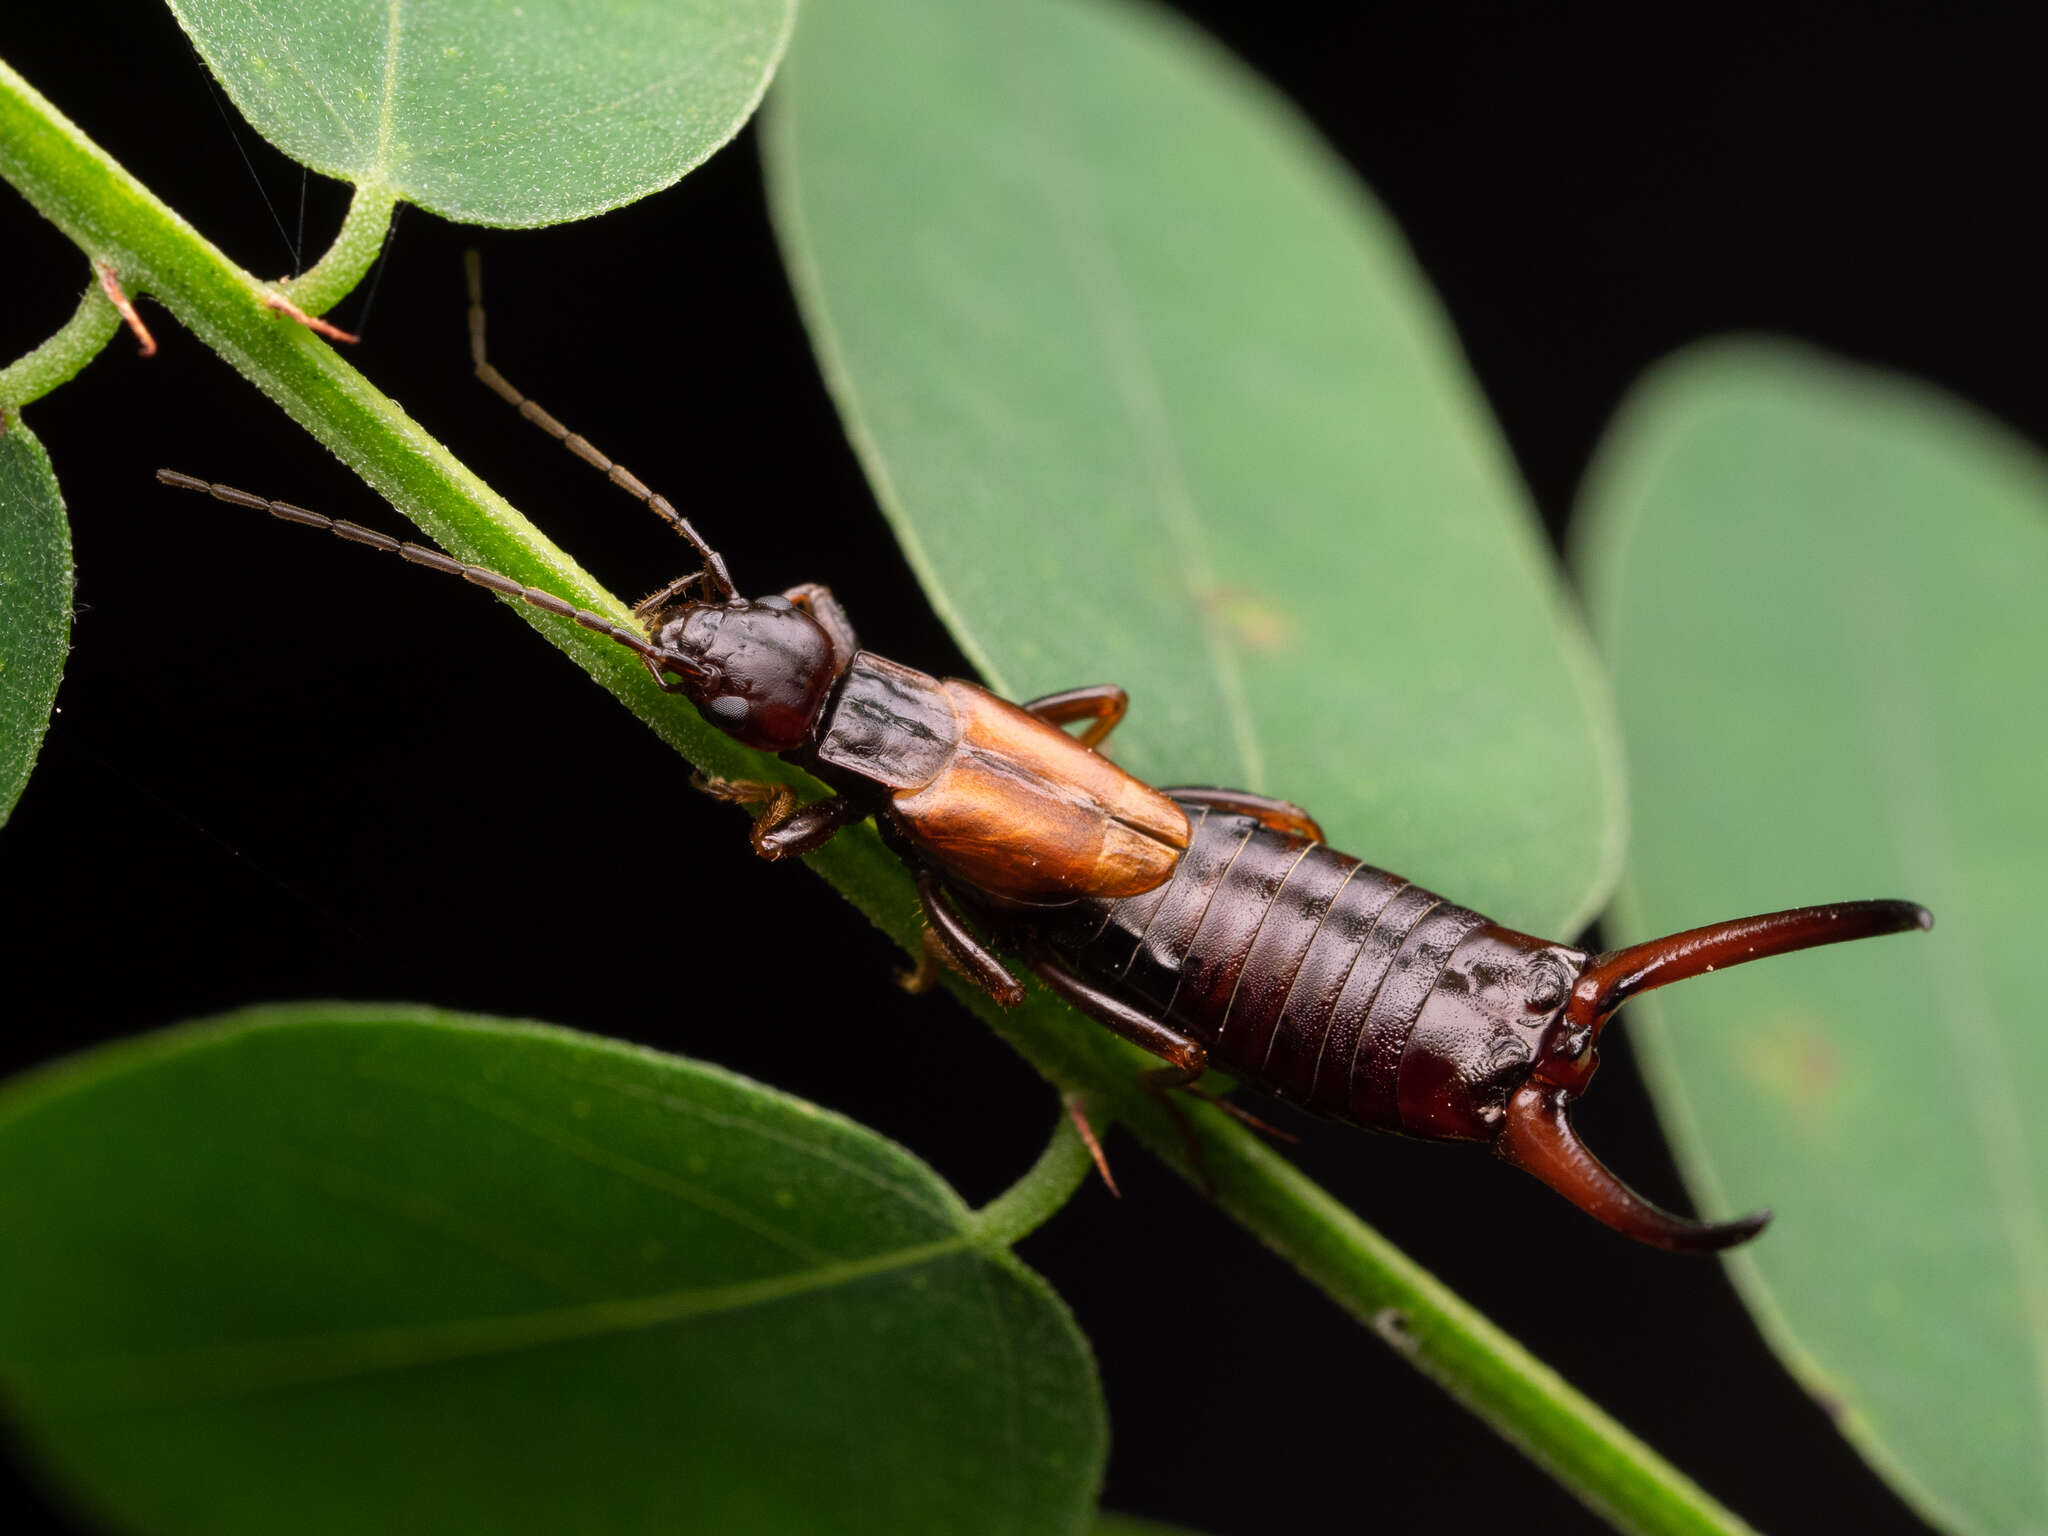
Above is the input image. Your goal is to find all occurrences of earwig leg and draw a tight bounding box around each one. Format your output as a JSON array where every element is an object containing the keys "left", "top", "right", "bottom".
[
  {"left": 1021, "top": 685, "right": 1128, "bottom": 750},
  {"left": 1032, "top": 961, "right": 1208, "bottom": 1076},
  {"left": 1177, "top": 1084, "right": 1299, "bottom": 1144},
  {"left": 1159, "top": 786, "right": 1325, "bottom": 843},
  {"left": 914, "top": 870, "right": 1027, "bottom": 1008},
  {"left": 782, "top": 583, "right": 860, "bottom": 671},
  {"left": 754, "top": 794, "right": 867, "bottom": 861},
  {"left": 896, "top": 932, "right": 944, "bottom": 996},
  {"left": 689, "top": 773, "right": 803, "bottom": 859},
  {"left": 1063, "top": 1092, "right": 1120, "bottom": 1198},
  {"left": 1032, "top": 959, "right": 1223, "bottom": 1191}
]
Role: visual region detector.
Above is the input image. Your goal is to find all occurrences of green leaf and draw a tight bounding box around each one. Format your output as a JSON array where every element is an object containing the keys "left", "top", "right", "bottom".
[
  {"left": 765, "top": 0, "right": 1624, "bottom": 936},
  {"left": 0, "top": 1005, "right": 1104, "bottom": 1535},
  {"left": 0, "top": 419, "right": 71, "bottom": 828},
  {"left": 165, "top": 0, "right": 795, "bottom": 227},
  {"left": 1576, "top": 341, "right": 2048, "bottom": 1536}
]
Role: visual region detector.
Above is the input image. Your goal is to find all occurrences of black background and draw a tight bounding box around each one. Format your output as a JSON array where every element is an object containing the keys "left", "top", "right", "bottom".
[{"left": 4, "top": 2, "right": 2040, "bottom": 1532}]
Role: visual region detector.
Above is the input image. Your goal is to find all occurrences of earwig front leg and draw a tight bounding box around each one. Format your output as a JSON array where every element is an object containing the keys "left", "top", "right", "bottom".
[
  {"left": 689, "top": 773, "right": 803, "bottom": 859},
  {"left": 782, "top": 583, "right": 860, "bottom": 670},
  {"left": 1022, "top": 685, "right": 1129, "bottom": 750},
  {"left": 754, "top": 793, "right": 867, "bottom": 861},
  {"left": 1160, "top": 786, "right": 1325, "bottom": 843},
  {"left": 909, "top": 870, "right": 1026, "bottom": 1007}
]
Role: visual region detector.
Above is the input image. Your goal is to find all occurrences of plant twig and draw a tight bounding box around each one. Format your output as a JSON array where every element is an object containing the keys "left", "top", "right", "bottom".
[
  {"left": 0, "top": 274, "right": 121, "bottom": 422},
  {"left": 0, "top": 52, "right": 1753, "bottom": 1536},
  {"left": 276, "top": 180, "right": 397, "bottom": 318}
]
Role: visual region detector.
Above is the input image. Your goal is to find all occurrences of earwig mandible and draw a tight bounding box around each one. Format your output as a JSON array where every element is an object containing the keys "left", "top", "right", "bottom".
[{"left": 154, "top": 255, "right": 1932, "bottom": 1252}]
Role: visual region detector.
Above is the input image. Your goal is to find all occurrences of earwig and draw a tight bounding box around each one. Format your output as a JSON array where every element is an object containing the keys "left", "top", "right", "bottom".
[{"left": 153, "top": 257, "right": 1932, "bottom": 1252}]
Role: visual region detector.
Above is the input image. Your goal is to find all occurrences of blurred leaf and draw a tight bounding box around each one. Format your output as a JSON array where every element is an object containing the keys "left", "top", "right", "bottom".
[
  {"left": 165, "top": 0, "right": 795, "bottom": 226},
  {"left": 765, "top": 0, "right": 1623, "bottom": 935},
  {"left": 0, "top": 420, "right": 71, "bottom": 827},
  {"left": 1576, "top": 340, "right": 2048, "bottom": 1536},
  {"left": 0, "top": 1005, "right": 1104, "bottom": 1535}
]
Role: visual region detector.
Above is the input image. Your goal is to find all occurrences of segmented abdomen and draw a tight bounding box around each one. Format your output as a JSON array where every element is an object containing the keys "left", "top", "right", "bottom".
[{"left": 1037, "top": 802, "right": 1488, "bottom": 1133}]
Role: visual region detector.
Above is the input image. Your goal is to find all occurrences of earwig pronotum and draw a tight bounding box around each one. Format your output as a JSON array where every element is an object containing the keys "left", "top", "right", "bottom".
[{"left": 156, "top": 256, "right": 1932, "bottom": 1251}]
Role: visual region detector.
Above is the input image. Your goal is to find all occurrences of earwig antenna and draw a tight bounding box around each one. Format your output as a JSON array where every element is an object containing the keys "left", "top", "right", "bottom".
[
  {"left": 463, "top": 250, "right": 738, "bottom": 607},
  {"left": 154, "top": 470, "right": 700, "bottom": 684}
]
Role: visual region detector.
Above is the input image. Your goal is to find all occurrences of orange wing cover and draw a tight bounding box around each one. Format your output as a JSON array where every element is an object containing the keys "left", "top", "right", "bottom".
[{"left": 889, "top": 682, "right": 1190, "bottom": 904}]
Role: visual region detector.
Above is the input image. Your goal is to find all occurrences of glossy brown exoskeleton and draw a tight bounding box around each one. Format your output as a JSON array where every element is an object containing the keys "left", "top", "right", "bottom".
[{"left": 154, "top": 256, "right": 1933, "bottom": 1252}]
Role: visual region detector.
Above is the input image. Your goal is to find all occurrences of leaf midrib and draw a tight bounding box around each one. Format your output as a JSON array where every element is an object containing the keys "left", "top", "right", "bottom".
[{"left": 14, "top": 1235, "right": 976, "bottom": 1417}]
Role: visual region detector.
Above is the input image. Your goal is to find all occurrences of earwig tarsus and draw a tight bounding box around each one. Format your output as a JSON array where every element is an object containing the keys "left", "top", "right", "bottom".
[{"left": 153, "top": 256, "right": 1933, "bottom": 1252}]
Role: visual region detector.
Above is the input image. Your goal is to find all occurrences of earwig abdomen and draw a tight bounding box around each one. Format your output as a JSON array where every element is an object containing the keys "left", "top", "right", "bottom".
[{"left": 1034, "top": 803, "right": 1572, "bottom": 1141}]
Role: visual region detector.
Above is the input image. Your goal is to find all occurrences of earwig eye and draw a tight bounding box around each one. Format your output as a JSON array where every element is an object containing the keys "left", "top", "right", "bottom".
[{"left": 706, "top": 694, "right": 750, "bottom": 727}]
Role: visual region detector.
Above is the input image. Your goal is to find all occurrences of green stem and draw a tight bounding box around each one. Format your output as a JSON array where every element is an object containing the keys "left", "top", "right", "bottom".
[
  {"left": 0, "top": 52, "right": 1751, "bottom": 1536},
  {"left": 971, "top": 1112, "right": 1095, "bottom": 1248},
  {"left": 0, "top": 277, "right": 119, "bottom": 422},
  {"left": 277, "top": 181, "right": 398, "bottom": 316}
]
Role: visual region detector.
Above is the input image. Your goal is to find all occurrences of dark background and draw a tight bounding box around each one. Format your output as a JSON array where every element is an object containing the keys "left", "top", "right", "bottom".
[{"left": 3, "top": 2, "right": 2040, "bottom": 1532}]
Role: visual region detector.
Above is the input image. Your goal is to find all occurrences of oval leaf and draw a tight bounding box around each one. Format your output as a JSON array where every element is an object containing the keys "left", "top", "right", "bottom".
[
  {"left": 166, "top": 0, "right": 795, "bottom": 226},
  {"left": 0, "top": 1005, "right": 1104, "bottom": 1535},
  {"left": 765, "top": 0, "right": 1624, "bottom": 935},
  {"left": 0, "top": 420, "right": 71, "bottom": 828},
  {"left": 1576, "top": 341, "right": 2048, "bottom": 1535}
]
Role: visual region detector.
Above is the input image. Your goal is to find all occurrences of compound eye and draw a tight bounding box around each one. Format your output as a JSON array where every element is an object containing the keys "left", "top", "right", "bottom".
[
  {"left": 706, "top": 694, "right": 750, "bottom": 728},
  {"left": 756, "top": 594, "right": 794, "bottom": 611}
]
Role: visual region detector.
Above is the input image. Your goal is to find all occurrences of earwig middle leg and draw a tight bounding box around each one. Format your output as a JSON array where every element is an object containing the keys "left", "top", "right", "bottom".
[
  {"left": 1022, "top": 685, "right": 1128, "bottom": 750},
  {"left": 1160, "top": 786, "right": 1325, "bottom": 843},
  {"left": 912, "top": 870, "right": 1027, "bottom": 1007}
]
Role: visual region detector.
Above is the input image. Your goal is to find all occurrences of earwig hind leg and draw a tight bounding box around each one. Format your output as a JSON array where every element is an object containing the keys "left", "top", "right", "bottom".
[
  {"left": 1022, "top": 685, "right": 1128, "bottom": 750},
  {"left": 1160, "top": 786, "right": 1325, "bottom": 843},
  {"left": 912, "top": 870, "right": 1027, "bottom": 1008},
  {"left": 1176, "top": 1084, "right": 1298, "bottom": 1144},
  {"left": 1032, "top": 959, "right": 1222, "bottom": 1193},
  {"left": 782, "top": 583, "right": 860, "bottom": 670}
]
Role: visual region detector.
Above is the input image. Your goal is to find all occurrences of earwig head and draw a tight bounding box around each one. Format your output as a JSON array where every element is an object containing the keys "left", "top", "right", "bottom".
[
  {"left": 648, "top": 596, "right": 843, "bottom": 752},
  {"left": 1492, "top": 899, "right": 1932, "bottom": 1252}
]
